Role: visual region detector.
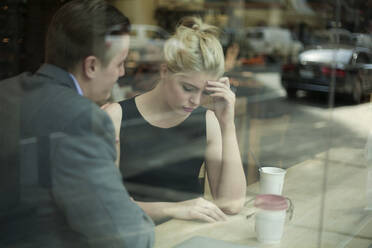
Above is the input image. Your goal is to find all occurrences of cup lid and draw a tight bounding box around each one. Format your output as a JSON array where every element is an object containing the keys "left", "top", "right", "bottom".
[
  {"left": 259, "top": 167, "right": 286, "bottom": 174},
  {"left": 254, "top": 194, "right": 288, "bottom": 211}
]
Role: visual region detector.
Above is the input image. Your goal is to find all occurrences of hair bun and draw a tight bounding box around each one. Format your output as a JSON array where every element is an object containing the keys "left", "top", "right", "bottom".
[
  {"left": 178, "top": 16, "right": 219, "bottom": 36},
  {"left": 178, "top": 16, "right": 200, "bottom": 30},
  {"left": 164, "top": 15, "right": 225, "bottom": 77},
  {"left": 191, "top": 23, "right": 200, "bottom": 31}
]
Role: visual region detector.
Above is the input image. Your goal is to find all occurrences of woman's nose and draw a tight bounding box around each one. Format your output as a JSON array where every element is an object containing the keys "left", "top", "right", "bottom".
[{"left": 190, "top": 93, "right": 201, "bottom": 106}]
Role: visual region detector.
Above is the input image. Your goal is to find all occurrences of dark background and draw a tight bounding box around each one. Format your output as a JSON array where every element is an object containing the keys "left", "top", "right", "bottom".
[{"left": 0, "top": 0, "right": 371, "bottom": 80}]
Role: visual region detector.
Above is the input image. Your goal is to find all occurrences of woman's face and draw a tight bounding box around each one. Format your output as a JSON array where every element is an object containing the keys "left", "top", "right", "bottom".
[{"left": 162, "top": 71, "right": 216, "bottom": 116}]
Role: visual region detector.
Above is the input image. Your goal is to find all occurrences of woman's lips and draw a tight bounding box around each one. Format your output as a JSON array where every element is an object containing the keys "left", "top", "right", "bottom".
[{"left": 183, "top": 107, "right": 195, "bottom": 112}]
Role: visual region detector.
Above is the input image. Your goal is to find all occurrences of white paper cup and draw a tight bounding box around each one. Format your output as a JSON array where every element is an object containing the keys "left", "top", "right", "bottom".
[
  {"left": 254, "top": 194, "right": 289, "bottom": 244},
  {"left": 259, "top": 167, "right": 286, "bottom": 195}
]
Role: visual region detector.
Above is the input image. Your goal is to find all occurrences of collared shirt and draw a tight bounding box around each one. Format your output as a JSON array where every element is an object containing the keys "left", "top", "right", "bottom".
[{"left": 69, "top": 73, "right": 83, "bottom": 96}]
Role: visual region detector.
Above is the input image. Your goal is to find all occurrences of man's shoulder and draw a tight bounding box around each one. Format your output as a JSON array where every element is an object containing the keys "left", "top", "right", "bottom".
[
  {"left": 0, "top": 72, "right": 31, "bottom": 82},
  {"left": 43, "top": 88, "right": 107, "bottom": 129},
  {"left": 26, "top": 80, "right": 94, "bottom": 117},
  {"left": 17, "top": 72, "right": 107, "bottom": 134},
  {"left": 47, "top": 84, "right": 93, "bottom": 112},
  {"left": 0, "top": 72, "right": 33, "bottom": 95}
]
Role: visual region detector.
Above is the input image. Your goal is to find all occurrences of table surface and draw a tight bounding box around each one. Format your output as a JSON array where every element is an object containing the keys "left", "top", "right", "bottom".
[{"left": 154, "top": 148, "right": 372, "bottom": 248}]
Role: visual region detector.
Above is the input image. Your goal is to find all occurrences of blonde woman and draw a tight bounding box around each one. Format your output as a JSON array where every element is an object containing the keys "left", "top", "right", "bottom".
[{"left": 105, "top": 17, "right": 246, "bottom": 224}]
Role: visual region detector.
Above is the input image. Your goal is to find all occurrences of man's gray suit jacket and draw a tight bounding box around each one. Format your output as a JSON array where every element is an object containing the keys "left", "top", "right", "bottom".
[{"left": 0, "top": 64, "right": 155, "bottom": 247}]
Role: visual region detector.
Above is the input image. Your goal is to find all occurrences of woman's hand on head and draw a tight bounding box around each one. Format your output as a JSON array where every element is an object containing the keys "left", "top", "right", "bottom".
[
  {"left": 166, "top": 197, "right": 227, "bottom": 223},
  {"left": 205, "top": 77, "right": 235, "bottom": 126}
]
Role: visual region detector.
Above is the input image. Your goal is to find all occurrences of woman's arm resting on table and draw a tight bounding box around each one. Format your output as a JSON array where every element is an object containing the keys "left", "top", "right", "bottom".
[
  {"left": 204, "top": 77, "right": 247, "bottom": 214},
  {"left": 135, "top": 197, "right": 227, "bottom": 223}
]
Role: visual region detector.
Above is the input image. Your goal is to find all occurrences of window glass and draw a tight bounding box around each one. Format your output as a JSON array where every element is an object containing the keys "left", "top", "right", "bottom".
[{"left": 1, "top": 0, "right": 372, "bottom": 247}]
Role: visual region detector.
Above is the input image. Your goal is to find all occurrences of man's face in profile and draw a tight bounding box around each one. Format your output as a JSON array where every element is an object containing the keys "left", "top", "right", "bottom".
[{"left": 89, "top": 35, "right": 130, "bottom": 104}]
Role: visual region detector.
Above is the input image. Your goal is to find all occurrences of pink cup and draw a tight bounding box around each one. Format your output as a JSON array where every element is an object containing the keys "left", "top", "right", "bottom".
[{"left": 254, "top": 194, "right": 292, "bottom": 244}]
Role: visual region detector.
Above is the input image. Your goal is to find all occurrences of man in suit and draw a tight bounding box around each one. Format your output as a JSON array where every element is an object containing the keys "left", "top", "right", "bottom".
[{"left": 0, "top": 0, "right": 154, "bottom": 247}]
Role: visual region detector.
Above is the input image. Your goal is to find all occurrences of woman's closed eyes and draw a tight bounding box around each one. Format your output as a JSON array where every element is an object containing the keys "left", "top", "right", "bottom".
[
  {"left": 182, "top": 84, "right": 195, "bottom": 92},
  {"left": 182, "top": 83, "right": 212, "bottom": 96}
]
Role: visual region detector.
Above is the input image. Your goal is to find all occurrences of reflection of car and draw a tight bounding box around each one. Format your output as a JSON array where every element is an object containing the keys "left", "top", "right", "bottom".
[
  {"left": 220, "top": 27, "right": 303, "bottom": 62},
  {"left": 309, "top": 28, "right": 353, "bottom": 46},
  {"left": 122, "top": 25, "right": 170, "bottom": 91},
  {"left": 128, "top": 24, "right": 170, "bottom": 62},
  {"left": 243, "top": 27, "right": 303, "bottom": 59},
  {"left": 352, "top": 33, "right": 372, "bottom": 49},
  {"left": 281, "top": 45, "right": 372, "bottom": 103}
]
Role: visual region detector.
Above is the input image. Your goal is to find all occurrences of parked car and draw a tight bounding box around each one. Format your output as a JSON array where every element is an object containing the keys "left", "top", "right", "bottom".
[{"left": 281, "top": 45, "right": 372, "bottom": 103}]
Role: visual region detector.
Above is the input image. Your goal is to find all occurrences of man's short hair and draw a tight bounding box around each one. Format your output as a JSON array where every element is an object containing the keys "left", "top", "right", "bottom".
[{"left": 45, "top": 0, "right": 130, "bottom": 70}]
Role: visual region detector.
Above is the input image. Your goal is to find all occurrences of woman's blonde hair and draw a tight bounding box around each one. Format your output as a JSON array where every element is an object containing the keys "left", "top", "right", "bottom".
[{"left": 164, "top": 16, "right": 225, "bottom": 77}]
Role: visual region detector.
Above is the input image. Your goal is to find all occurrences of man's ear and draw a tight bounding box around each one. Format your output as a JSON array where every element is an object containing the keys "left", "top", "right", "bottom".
[
  {"left": 83, "top": 56, "right": 100, "bottom": 79},
  {"left": 159, "top": 63, "right": 168, "bottom": 79}
]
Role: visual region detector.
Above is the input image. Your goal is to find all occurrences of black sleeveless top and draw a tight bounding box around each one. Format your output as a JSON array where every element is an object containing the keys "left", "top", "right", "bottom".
[{"left": 119, "top": 97, "right": 207, "bottom": 202}]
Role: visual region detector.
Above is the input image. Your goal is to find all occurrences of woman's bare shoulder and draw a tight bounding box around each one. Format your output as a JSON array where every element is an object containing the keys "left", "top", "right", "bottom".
[{"left": 101, "top": 102, "right": 122, "bottom": 121}]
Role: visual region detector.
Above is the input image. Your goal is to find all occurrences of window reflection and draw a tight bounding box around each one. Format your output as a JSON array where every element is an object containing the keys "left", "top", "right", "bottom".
[{"left": 1, "top": 0, "right": 372, "bottom": 247}]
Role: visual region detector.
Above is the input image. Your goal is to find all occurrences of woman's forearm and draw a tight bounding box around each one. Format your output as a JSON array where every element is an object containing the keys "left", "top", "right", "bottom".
[
  {"left": 216, "top": 122, "right": 246, "bottom": 213},
  {"left": 135, "top": 197, "right": 228, "bottom": 223},
  {"left": 135, "top": 201, "right": 175, "bottom": 223}
]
